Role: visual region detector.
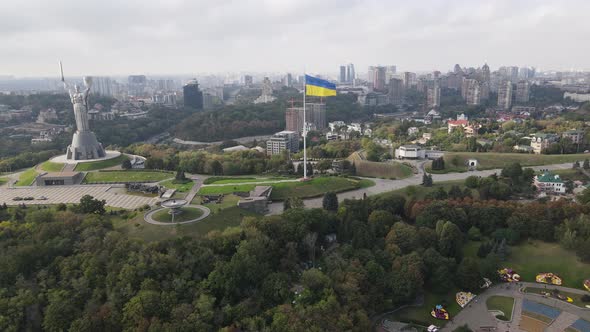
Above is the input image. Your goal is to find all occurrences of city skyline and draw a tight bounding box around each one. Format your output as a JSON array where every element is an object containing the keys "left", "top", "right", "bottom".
[{"left": 2, "top": 0, "right": 590, "bottom": 76}]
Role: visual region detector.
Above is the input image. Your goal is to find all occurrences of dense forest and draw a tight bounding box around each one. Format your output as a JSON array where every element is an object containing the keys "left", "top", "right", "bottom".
[{"left": 1, "top": 184, "right": 590, "bottom": 331}]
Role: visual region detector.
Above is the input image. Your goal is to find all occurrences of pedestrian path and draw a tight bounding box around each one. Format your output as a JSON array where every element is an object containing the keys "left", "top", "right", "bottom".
[{"left": 546, "top": 311, "right": 579, "bottom": 332}]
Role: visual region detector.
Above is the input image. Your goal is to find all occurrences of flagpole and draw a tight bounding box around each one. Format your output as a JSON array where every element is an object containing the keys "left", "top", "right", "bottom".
[{"left": 303, "top": 74, "right": 308, "bottom": 180}]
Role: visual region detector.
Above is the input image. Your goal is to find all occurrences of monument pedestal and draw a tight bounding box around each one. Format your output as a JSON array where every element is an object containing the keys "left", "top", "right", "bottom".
[{"left": 67, "top": 131, "right": 106, "bottom": 160}]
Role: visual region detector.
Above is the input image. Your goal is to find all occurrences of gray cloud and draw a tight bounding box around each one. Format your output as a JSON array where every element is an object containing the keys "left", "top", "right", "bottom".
[{"left": 1, "top": 0, "right": 589, "bottom": 76}]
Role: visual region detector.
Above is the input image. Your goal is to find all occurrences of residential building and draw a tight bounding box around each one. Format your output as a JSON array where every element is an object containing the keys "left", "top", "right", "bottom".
[
  {"left": 128, "top": 75, "right": 147, "bottom": 97},
  {"left": 388, "top": 78, "right": 404, "bottom": 105},
  {"left": 482, "top": 63, "right": 491, "bottom": 84},
  {"left": 346, "top": 63, "right": 356, "bottom": 84},
  {"left": 183, "top": 79, "right": 203, "bottom": 110},
  {"left": 36, "top": 108, "right": 58, "bottom": 123},
  {"left": 516, "top": 80, "right": 530, "bottom": 103},
  {"left": 564, "top": 92, "right": 590, "bottom": 102},
  {"left": 254, "top": 77, "right": 276, "bottom": 104},
  {"left": 462, "top": 78, "right": 481, "bottom": 105},
  {"left": 447, "top": 120, "right": 469, "bottom": 133},
  {"left": 498, "top": 81, "right": 513, "bottom": 110},
  {"left": 562, "top": 129, "right": 584, "bottom": 145},
  {"left": 403, "top": 72, "right": 416, "bottom": 90},
  {"left": 427, "top": 83, "right": 441, "bottom": 108},
  {"left": 373, "top": 66, "right": 387, "bottom": 91},
  {"left": 530, "top": 133, "right": 559, "bottom": 154},
  {"left": 91, "top": 77, "right": 113, "bottom": 97},
  {"left": 385, "top": 65, "right": 397, "bottom": 81},
  {"left": 266, "top": 131, "right": 299, "bottom": 155},
  {"left": 534, "top": 172, "right": 565, "bottom": 194},
  {"left": 407, "top": 127, "right": 419, "bottom": 136},
  {"left": 394, "top": 145, "right": 444, "bottom": 160},
  {"left": 285, "top": 103, "right": 326, "bottom": 134},
  {"left": 243, "top": 75, "right": 253, "bottom": 86},
  {"left": 339, "top": 66, "right": 347, "bottom": 83}
]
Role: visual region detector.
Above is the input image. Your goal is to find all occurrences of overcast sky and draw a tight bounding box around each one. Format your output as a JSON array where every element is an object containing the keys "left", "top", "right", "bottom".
[{"left": 2, "top": 0, "right": 590, "bottom": 77}]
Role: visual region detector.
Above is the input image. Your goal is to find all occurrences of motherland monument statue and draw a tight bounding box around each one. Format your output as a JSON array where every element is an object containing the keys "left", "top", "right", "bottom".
[{"left": 60, "top": 62, "right": 106, "bottom": 160}]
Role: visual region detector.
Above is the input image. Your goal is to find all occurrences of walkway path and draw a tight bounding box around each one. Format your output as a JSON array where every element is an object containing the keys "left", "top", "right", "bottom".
[
  {"left": 144, "top": 204, "right": 211, "bottom": 225},
  {"left": 267, "top": 162, "right": 575, "bottom": 215},
  {"left": 184, "top": 177, "right": 204, "bottom": 203},
  {"left": 547, "top": 311, "right": 579, "bottom": 332}
]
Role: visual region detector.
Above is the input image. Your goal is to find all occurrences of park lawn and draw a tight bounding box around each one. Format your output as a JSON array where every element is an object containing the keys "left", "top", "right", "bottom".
[
  {"left": 74, "top": 154, "right": 130, "bottom": 171},
  {"left": 40, "top": 161, "right": 64, "bottom": 172},
  {"left": 550, "top": 169, "right": 589, "bottom": 183},
  {"left": 15, "top": 168, "right": 39, "bottom": 186},
  {"left": 113, "top": 206, "right": 259, "bottom": 242},
  {"left": 270, "top": 177, "right": 370, "bottom": 200},
  {"left": 204, "top": 176, "right": 290, "bottom": 184},
  {"left": 84, "top": 171, "right": 173, "bottom": 183},
  {"left": 152, "top": 207, "right": 203, "bottom": 223},
  {"left": 0, "top": 177, "right": 6, "bottom": 186},
  {"left": 427, "top": 152, "right": 586, "bottom": 173},
  {"left": 193, "top": 194, "right": 240, "bottom": 211},
  {"left": 523, "top": 287, "right": 587, "bottom": 308},
  {"left": 349, "top": 152, "right": 414, "bottom": 179},
  {"left": 199, "top": 184, "right": 258, "bottom": 195},
  {"left": 387, "top": 180, "right": 478, "bottom": 200},
  {"left": 486, "top": 296, "right": 514, "bottom": 320},
  {"left": 389, "top": 289, "right": 462, "bottom": 326},
  {"left": 464, "top": 240, "right": 590, "bottom": 289},
  {"left": 160, "top": 179, "right": 194, "bottom": 192}
]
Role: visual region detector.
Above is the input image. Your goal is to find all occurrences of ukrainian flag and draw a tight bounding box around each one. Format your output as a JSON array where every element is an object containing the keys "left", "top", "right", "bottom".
[{"left": 305, "top": 75, "right": 336, "bottom": 97}]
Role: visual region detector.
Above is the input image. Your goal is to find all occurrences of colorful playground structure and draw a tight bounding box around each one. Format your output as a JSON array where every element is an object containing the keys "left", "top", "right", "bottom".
[
  {"left": 535, "top": 272, "right": 563, "bottom": 285},
  {"left": 498, "top": 267, "right": 521, "bottom": 282},
  {"left": 431, "top": 305, "right": 450, "bottom": 320},
  {"left": 456, "top": 292, "right": 476, "bottom": 308}
]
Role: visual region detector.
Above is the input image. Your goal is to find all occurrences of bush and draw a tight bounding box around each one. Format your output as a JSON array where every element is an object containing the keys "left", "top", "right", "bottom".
[
  {"left": 496, "top": 315, "right": 509, "bottom": 321},
  {"left": 582, "top": 294, "right": 590, "bottom": 302}
]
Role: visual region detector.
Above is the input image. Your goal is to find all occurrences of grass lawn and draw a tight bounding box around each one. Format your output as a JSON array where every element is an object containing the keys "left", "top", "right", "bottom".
[
  {"left": 160, "top": 179, "right": 194, "bottom": 192},
  {"left": 84, "top": 170, "right": 173, "bottom": 183},
  {"left": 348, "top": 152, "right": 414, "bottom": 179},
  {"left": 550, "top": 169, "right": 589, "bottom": 183},
  {"left": 486, "top": 296, "right": 515, "bottom": 320},
  {"left": 523, "top": 287, "right": 588, "bottom": 308},
  {"left": 427, "top": 152, "right": 586, "bottom": 173},
  {"left": 74, "top": 154, "right": 130, "bottom": 171},
  {"left": 39, "top": 161, "right": 64, "bottom": 172},
  {"left": 389, "top": 289, "right": 462, "bottom": 326},
  {"left": 204, "top": 176, "right": 290, "bottom": 184},
  {"left": 113, "top": 205, "right": 259, "bottom": 242},
  {"left": 387, "top": 179, "right": 478, "bottom": 200},
  {"left": 15, "top": 168, "right": 39, "bottom": 186},
  {"left": 464, "top": 240, "right": 590, "bottom": 289},
  {"left": 0, "top": 177, "right": 7, "bottom": 186},
  {"left": 152, "top": 207, "right": 203, "bottom": 223},
  {"left": 198, "top": 176, "right": 375, "bottom": 200}
]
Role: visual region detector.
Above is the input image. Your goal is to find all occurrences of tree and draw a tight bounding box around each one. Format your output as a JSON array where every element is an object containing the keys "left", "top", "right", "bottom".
[
  {"left": 350, "top": 162, "right": 356, "bottom": 175},
  {"left": 284, "top": 197, "right": 304, "bottom": 211},
  {"left": 456, "top": 258, "right": 481, "bottom": 291},
  {"left": 121, "top": 158, "right": 132, "bottom": 170},
  {"left": 467, "top": 226, "right": 482, "bottom": 240},
  {"left": 576, "top": 238, "right": 590, "bottom": 263},
  {"left": 584, "top": 159, "right": 589, "bottom": 170},
  {"left": 422, "top": 173, "right": 433, "bottom": 187},
  {"left": 175, "top": 169, "right": 187, "bottom": 181},
  {"left": 448, "top": 185, "right": 463, "bottom": 199},
  {"left": 464, "top": 176, "right": 479, "bottom": 188},
  {"left": 386, "top": 222, "right": 419, "bottom": 254},
  {"left": 432, "top": 157, "right": 445, "bottom": 171},
  {"left": 438, "top": 221, "right": 463, "bottom": 259},
  {"left": 322, "top": 192, "right": 338, "bottom": 212},
  {"left": 77, "top": 195, "right": 106, "bottom": 215},
  {"left": 368, "top": 210, "right": 396, "bottom": 238},
  {"left": 578, "top": 187, "right": 590, "bottom": 205},
  {"left": 501, "top": 162, "right": 523, "bottom": 184},
  {"left": 573, "top": 161, "right": 580, "bottom": 169}
]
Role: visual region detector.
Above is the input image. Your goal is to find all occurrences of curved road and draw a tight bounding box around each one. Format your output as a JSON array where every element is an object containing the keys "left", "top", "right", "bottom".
[
  {"left": 266, "top": 162, "right": 575, "bottom": 215},
  {"left": 144, "top": 204, "right": 211, "bottom": 225}
]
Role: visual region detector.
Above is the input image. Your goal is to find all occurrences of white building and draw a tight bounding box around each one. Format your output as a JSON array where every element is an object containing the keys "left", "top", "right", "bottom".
[
  {"left": 266, "top": 131, "right": 299, "bottom": 156},
  {"left": 407, "top": 127, "right": 419, "bottom": 136},
  {"left": 534, "top": 172, "right": 565, "bottom": 194}
]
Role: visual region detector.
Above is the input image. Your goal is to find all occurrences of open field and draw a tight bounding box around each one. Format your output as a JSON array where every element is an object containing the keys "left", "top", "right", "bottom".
[
  {"left": 388, "top": 289, "right": 462, "bottom": 326},
  {"left": 152, "top": 207, "right": 203, "bottom": 223},
  {"left": 204, "top": 176, "right": 290, "bottom": 184},
  {"left": 15, "top": 168, "right": 39, "bottom": 186},
  {"left": 464, "top": 240, "right": 590, "bottom": 289},
  {"left": 74, "top": 154, "right": 130, "bottom": 171},
  {"left": 39, "top": 161, "right": 64, "bottom": 172},
  {"left": 198, "top": 176, "right": 374, "bottom": 200},
  {"left": 160, "top": 179, "right": 194, "bottom": 192},
  {"left": 524, "top": 287, "right": 588, "bottom": 308},
  {"left": 486, "top": 296, "right": 515, "bottom": 320},
  {"left": 427, "top": 152, "right": 586, "bottom": 173},
  {"left": 84, "top": 170, "right": 173, "bottom": 183},
  {"left": 550, "top": 169, "right": 590, "bottom": 182},
  {"left": 113, "top": 205, "right": 259, "bottom": 242},
  {"left": 348, "top": 152, "right": 414, "bottom": 179},
  {"left": 0, "top": 177, "right": 7, "bottom": 186}
]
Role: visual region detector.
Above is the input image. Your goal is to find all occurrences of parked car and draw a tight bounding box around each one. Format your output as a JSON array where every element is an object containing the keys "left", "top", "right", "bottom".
[
  {"left": 23, "top": 197, "right": 34, "bottom": 201},
  {"left": 37, "top": 196, "right": 48, "bottom": 200},
  {"left": 12, "top": 197, "right": 23, "bottom": 201}
]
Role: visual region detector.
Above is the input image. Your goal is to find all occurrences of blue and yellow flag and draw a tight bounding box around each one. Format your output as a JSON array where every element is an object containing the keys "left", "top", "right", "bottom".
[{"left": 305, "top": 75, "right": 336, "bottom": 97}]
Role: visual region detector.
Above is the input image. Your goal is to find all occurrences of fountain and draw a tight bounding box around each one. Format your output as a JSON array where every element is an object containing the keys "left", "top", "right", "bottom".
[{"left": 160, "top": 199, "right": 188, "bottom": 222}]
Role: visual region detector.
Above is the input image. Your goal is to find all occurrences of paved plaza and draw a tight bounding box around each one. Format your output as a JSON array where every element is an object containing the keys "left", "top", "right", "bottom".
[{"left": 0, "top": 185, "right": 156, "bottom": 209}]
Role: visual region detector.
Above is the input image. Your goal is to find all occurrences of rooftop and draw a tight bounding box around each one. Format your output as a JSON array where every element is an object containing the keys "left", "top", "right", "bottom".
[{"left": 536, "top": 172, "right": 563, "bottom": 183}]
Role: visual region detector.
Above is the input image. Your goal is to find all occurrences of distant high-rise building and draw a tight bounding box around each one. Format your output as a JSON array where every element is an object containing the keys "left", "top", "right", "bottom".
[
  {"left": 519, "top": 67, "right": 535, "bottom": 79},
  {"left": 346, "top": 63, "right": 356, "bottom": 84},
  {"left": 454, "top": 64, "right": 462, "bottom": 74},
  {"left": 516, "top": 80, "right": 530, "bottom": 103},
  {"left": 498, "top": 81, "right": 513, "bottom": 110},
  {"left": 156, "top": 79, "right": 175, "bottom": 92},
  {"left": 388, "top": 78, "right": 404, "bottom": 105},
  {"left": 266, "top": 131, "right": 299, "bottom": 155},
  {"left": 128, "top": 75, "right": 147, "bottom": 97},
  {"left": 183, "top": 79, "right": 203, "bottom": 110},
  {"left": 507, "top": 66, "right": 519, "bottom": 82},
  {"left": 403, "top": 72, "right": 416, "bottom": 90},
  {"left": 285, "top": 103, "right": 326, "bottom": 134},
  {"left": 385, "top": 65, "right": 397, "bottom": 81},
  {"left": 373, "top": 66, "right": 387, "bottom": 91},
  {"left": 427, "top": 82, "right": 441, "bottom": 108},
  {"left": 340, "top": 66, "right": 347, "bottom": 83},
  {"left": 91, "top": 77, "right": 113, "bottom": 97},
  {"left": 285, "top": 73, "right": 293, "bottom": 87},
  {"left": 243, "top": 75, "right": 253, "bottom": 86},
  {"left": 482, "top": 63, "right": 491, "bottom": 83},
  {"left": 462, "top": 78, "right": 481, "bottom": 105}
]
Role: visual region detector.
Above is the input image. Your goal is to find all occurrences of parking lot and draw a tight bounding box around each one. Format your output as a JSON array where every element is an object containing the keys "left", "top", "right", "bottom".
[{"left": 0, "top": 185, "right": 156, "bottom": 209}]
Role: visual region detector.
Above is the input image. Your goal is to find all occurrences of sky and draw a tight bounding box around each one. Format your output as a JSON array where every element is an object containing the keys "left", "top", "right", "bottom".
[{"left": 1, "top": 0, "right": 590, "bottom": 77}]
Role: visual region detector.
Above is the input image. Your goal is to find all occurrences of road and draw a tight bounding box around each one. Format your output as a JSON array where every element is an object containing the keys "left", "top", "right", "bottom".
[
  {"left": 442, "top": 282, "right": 590, "bottom": 332},
  {"left": 266, "top": 162, "right": 574, "bottom": 215}
]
